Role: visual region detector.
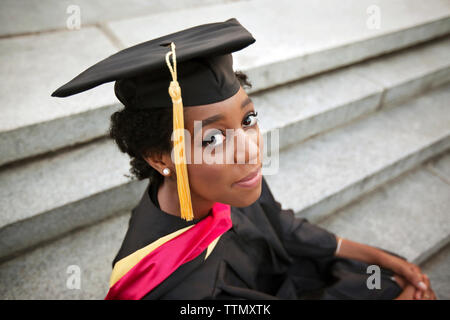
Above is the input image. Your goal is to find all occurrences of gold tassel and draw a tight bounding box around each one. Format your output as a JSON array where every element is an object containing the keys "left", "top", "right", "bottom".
[{"left": 165, "top": 42, "right": 194, "bottom": 221}]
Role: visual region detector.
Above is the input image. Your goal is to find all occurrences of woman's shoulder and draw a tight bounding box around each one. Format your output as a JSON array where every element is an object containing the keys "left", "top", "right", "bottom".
[{"left": 112, "top": 182, "right": 196, "bottom": 267}]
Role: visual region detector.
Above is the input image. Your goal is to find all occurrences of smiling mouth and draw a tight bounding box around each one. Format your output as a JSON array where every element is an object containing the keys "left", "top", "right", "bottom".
[{"left": 233, "top": 165, "right": 262, "bottom": 188}]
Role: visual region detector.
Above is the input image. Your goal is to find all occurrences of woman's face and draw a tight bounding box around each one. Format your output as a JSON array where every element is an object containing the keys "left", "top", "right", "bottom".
[{"left": 182, "top": 86, "right": 263, "bottom": 207}]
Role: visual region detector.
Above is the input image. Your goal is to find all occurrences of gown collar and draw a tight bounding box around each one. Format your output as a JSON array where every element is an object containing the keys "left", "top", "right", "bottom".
[{"left": 135, "top": 180, "right": 207, "bottom": 235}]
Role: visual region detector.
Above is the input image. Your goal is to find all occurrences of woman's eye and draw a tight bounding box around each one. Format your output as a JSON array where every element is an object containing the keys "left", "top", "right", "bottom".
[
  {"left": 201, "top": 112, "right": 258, "bottom": 148},
  {"left": 243, "top": 111, "right": 258, "bottom": 127},
  {"left": 202, "top": 131, "right": 224, "bottom": 147}
]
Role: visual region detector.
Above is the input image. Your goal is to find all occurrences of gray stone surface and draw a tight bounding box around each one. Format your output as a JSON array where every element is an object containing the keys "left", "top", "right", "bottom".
[
  {"left": 428, "top": 151, "right": 450, "bottom": 183},
  {"left": 318, "top": 165, "right": 450, "bottom": 265},
  {"left": 264, "top": 83, "right": 450, "bottom": 223},
  {"left": 257, "top": 35, "right": 450, "bottom": 150},
  {"left": 0, "top": 211, "right": 130, "bottom": 299},
  {"left": 352, "top": 35, "right": 450, "bottom": 107},
  {"left": 0, "top": 138, "right": 148, "bottom": 260},
  {"left": 1, "top": 140, "right": 127, "bottom": 228},
  {"left": 107, "top": 0, "right": 450, "bottom": 93},
  {"left": 256, "top": 66, "right": 382, "bottom": 150},
  {"left": 0, "top": 27, "right": 118, "bottom": 166},
  {"left": 421, "top": 243, "right": 450, "bottom": 300},
  {"left": 0, "top": 0, "right": 246, "bottom": 37}
]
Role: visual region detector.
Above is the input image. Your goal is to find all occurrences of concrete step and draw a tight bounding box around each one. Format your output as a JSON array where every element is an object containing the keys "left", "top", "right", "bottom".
[
  {"left": 0, "top": 27, "right": 120, "bottom": 167},
  {"left": 0, "top": 152, "right": 447, "bottom": 299},
  {"left": 264, "top": 83, "right": 450, "bottom": 223},
  {"left": 421, "top": 243, "right": 450, "bottom": 300},
  {"left": 0, "top": 211, "right": 129, "bottom": 299},
  {"left": 106, "top": 0, "right": 450, "bottom": 92},
  {"left": 2, "top": 30, "right": 449, "bottom": 167},
  {"left": 1, "top": 79, "right": 448, "bottom": 261},
  {"left": 318, "top": 152, "right": 450, "bottom": 265},
  {"left": 257, "top": 35, "right": 450, "bottom": 150},
  {"left": 318, "top": 152, "right": 450, "bottom": 300},
  {"left": 0, "top": 138, "right": 148, "bottom": 261},
  {"left": 351, "top": 36, "right": 450, "bottom": 108},
  {"left": 0, "top": 0, "right": 247, "bottom": 37}
]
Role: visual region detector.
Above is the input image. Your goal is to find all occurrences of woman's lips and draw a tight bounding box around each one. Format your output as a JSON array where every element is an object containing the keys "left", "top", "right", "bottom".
[{"left": 233, "top": 166, "right": 262, "bottom": 188}]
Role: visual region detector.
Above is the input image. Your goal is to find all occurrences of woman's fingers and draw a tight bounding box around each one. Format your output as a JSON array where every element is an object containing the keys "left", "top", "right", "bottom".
[
  {"left": 422, "top": 274, "right": 437, "bottom": 300},
  {"left": 392, "top": 272, "right": 437, "bottom": 300},
  {"left": 410, "top": 264, "right": 422, "bottom": 274},
  {"left": 394, "top": 284, "right": 416, "bottom": 300},
  {"left": 391, "top": 268, "right": 436, "bottom": 300},
  {"left": 414, "top": 271, "right": 423, "bottom": 300},
  {"left": 412, "top": 273, "right": 437, "bottom": 300},
  {"left": 402, "top": 263, "right": 427, "bottom": 293}
]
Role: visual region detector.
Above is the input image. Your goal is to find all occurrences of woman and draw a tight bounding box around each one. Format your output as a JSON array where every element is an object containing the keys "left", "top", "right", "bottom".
[
  {"left": 107, "top": 74, "right": 434, "bottom": 300},
  {"left": 52, "top": 18, "right": 435, "bottom": 300}
]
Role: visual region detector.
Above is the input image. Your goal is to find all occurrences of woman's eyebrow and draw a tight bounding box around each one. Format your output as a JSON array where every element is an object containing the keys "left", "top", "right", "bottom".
[
  {"left": 199, "top": 97, "right": 253, "bottom": 129},
  {"left": 240, "top": 96, "right": 253, "bottom": 110}
]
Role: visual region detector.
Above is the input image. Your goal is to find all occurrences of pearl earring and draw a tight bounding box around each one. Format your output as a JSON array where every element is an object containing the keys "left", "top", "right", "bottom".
[{"left": 163, "top": 168, "right": 170, "bottom": 176}]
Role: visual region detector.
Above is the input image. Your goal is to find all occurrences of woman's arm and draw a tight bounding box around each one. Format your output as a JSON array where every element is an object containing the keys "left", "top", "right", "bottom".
[
  {"left": 334, "top": 236, "right": 382, "bottom": 265},
  {"left": 334, "top": 235, "right": 432, "bottom": 299}
]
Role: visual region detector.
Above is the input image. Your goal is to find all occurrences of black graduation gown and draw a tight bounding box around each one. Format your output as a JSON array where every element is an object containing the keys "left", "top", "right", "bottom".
[{"left": 112, "top": 176, "right": 403, "bottom": 300}]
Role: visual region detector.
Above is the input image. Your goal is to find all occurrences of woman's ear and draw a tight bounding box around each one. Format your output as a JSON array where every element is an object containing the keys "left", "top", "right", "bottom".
[{"left": 143, "top": 151, "right": 174, "bottom": 176}]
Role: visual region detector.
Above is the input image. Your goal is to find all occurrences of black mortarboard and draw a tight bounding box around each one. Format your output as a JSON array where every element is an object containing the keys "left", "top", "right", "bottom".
[
  {"left": 51, "top": 18, "right": 256, "bottom": 221},
  {"left": 51, "top": 18, "right": 255, "bottom": 108}
]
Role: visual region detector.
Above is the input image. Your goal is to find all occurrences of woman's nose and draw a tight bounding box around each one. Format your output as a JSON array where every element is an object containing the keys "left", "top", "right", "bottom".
[{"left": 233, "top": 128, "right": 261, "bottom": 165}]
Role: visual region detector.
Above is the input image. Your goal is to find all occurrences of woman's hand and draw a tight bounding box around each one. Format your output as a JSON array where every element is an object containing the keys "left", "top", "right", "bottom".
[
  {"left": 378, "top": 253, "right": 432, "bottom": 299},
  {"left": 334, "top": 237, "right": 437, "bottom": 299},
  {"left": 420, "top": 273, "right": 437, "bottom": 300},
  {"left": 393, "top": 278, "right": 416, "bottom": 300},
  {"left": 392, "top": 273, "right": 437, "bottom": 300}
]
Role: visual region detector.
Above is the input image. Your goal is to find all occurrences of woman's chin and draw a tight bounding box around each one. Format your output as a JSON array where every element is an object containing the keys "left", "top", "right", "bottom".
[{"left": 228, "top": 184, "right": 262, "bottom": 208}]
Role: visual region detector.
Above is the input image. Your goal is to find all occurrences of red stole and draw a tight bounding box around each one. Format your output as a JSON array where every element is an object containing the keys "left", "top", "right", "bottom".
[{"left": 105, "top": 202, "right": 231, "bottom": 300}]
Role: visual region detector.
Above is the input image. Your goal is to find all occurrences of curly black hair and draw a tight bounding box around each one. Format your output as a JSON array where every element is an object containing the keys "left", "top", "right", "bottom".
[{"left": 109, "top": 71, "right": 252, "bottom": 186}]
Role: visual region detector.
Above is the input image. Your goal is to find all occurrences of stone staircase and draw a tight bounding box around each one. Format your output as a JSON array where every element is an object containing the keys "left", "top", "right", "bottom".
[{"left": 0, "top": 0, "right": 449, "bottom": 299}]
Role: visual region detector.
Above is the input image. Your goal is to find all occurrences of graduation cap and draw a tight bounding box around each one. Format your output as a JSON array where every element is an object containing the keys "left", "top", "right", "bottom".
[{"left": 52, "top": 18, "right": 256, "bottom": 221}]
